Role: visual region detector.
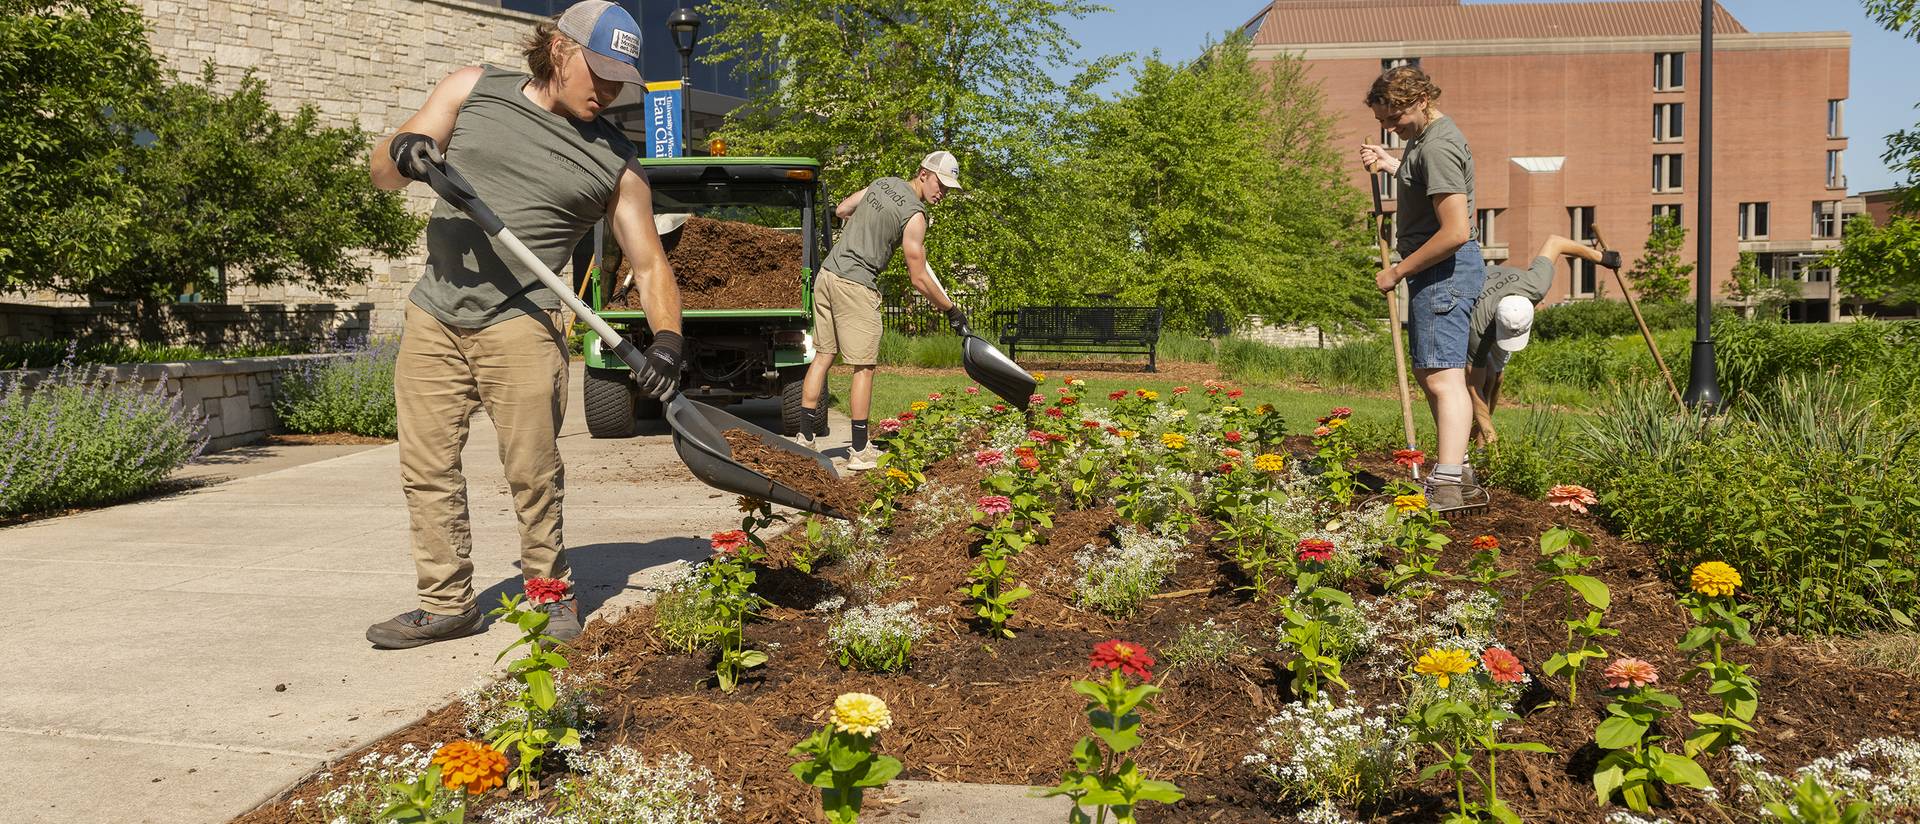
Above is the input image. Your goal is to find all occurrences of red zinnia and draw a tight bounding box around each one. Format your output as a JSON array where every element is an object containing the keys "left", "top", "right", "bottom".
[
  {"left": 524, "top": 577, "right": 569, "bottom": 605},
  {"left": 1217, "top": 462, "right": 1237, "bottom": 473},
  {"left": 1135, "top": 389, "right": 1150, "bottom": 398},
  {"left": 1045, "top": 432, "right": 1067, "bottom": 443},
  {"left": 710, "top": 530, "right": 750, "bottom": 554},
  {"left": 1227, "top": 389, "right": 1244, "bottom": 399},
  {"left": 1045, "top": 407, "right": 1065, "bottom": 418},
  {"left": 1060, "top": 396, "right": 1079, "bottom": 406},
  {"left": 1108, "top": 390, "right": 1127, "bottom": 401},
  {"left": 1018, "top": 456, "right": 1041, "bottom": 471},
  {"left": 1225, "top": 431, "right": 1243, "bottom": 443},
  {"left": 993, "top": 404, "right": 1008, "bottom": 412},
  {"left": 898, "top": 412, "right": 917, "bottom": 422},
  {"left": 1081, "top": 419, "right": 1101, "bottom": 428},
  {"left": 1482, "top": 647, "right": 1526, "bottom": 684},
  {"left": 1173, "top": 386, "right": 1190, "bottom": 395},
  {"left": 1392, "top": 449, "right": 1425, "bottom": 469},
  {"left": 1471, "top": 535, "right": 1500, "bottom": 550},
  {"left": 1014, "top": 446, "right": 1036, "bottom": 460},
  {"left": 1104, "top": 425, "right": 1120, "bottom": 435},
  {"left": 1090, "top": 639, "right": 1155, "bottom": 681},
  {"left": 1296, "top": 538, "right": 1335, "bottom": 564},
  {"left": 1316, "top": 416, "right": 1330, "bottom": 425}
]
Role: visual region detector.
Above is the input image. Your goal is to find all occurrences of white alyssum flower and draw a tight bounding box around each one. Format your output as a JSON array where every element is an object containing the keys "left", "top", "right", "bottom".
[
  {"left": 1245, "top": 694, "right": 1411, "bottom": 806},
  {"left": 485, "top": 746, "right": 742, "bottom": 824},
  {"left": 1734, "top": 736, "right": 1920, "bottom": 815},
  {"left": 300, "top": 743, "right": 453, "bottom": 822},
  {"left": 1072, "top": 526, "right": 1186, "bottom": 616},
  {"left": 826, "top": 600, "right": 930, "bottom": 672},
  {"left": 458, "top": 671, "right": 600, "bottom": 751}
]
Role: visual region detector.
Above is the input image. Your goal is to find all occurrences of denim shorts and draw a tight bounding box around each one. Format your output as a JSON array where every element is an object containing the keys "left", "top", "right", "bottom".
[{"left": 1405, "top": 241, "right": 1486, "bottom": 370}]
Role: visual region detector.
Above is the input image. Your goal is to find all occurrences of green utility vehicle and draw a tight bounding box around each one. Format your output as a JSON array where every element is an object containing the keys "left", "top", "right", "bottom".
[{"left": 580, "top": 157, "right": 828, "bottom": 439}]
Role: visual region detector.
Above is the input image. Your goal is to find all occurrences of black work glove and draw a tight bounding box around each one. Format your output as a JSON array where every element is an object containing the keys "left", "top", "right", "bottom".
[
  {"left": 944, "top": 305, "right": 970, "bottom": 336},
  {"left": 389, "top": 132, "right": 443, "bottom": 182},
  {"left": 636, "top": 330, "right": 683, "bottom": 401},
  {"left": 1599, "top": 249, "right": 1623, "bottom": 271}
]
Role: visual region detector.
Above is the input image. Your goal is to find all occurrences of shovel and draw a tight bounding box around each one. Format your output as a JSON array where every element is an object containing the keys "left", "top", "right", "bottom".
[
  {"left": 921, "top": 266, "right": 1037, "bottom": 409},
  {"left": 414, "top": 150, "right": 852, "bottom": 518}
]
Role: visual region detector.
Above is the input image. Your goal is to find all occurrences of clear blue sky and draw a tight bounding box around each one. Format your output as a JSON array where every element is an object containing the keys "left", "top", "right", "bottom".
[{"left": 1053, "top": 0, "right": 1915, "bottom": 192}]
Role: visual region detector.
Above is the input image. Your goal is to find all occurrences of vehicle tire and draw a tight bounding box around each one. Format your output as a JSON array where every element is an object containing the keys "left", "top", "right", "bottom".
[
  {"left": 635, "top": 395, "right": 665, "bottom": 421},
  {"left": 583, "top": 366, "right": 637, "bottom": 438},
  {"left": 779, "top": 378, "right": 807, "bottom": 436}
]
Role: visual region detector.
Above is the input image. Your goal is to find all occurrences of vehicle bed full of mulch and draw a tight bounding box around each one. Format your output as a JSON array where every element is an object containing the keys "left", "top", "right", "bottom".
[
  {"left": 720, "top": 428, "right": 869, "bottom": 517},
  {"left": 609, "top": 216, "right": 803, "bottom": 311},
  {"left": 233, "top": 447, "right": 1920, "bottom": 824}
]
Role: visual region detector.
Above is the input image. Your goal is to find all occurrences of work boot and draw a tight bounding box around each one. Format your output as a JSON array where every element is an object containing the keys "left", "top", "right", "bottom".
[
  {"left": 1460, "top": 464, "right": 1478, "bottom": 487},
  {"left": 366, "top": 605, "right": 484, "bottom": 650},
  {"left": 1424, "top": 480, "right": 1466, "bottom": 512},
  {"left": 538, "top": 598, "right": 583, "bottom": 643},
  {"left": 845, "top": 444, "right": 884, "bottom": 472}
]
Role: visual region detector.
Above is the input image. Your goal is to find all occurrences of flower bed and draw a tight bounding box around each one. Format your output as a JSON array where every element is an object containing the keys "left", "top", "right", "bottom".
[{"left": 238, "top": 380, "right": 1920, "bottom": 824}]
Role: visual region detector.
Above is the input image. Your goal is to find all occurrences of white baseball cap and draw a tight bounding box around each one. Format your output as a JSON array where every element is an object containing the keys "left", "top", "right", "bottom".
[
  {"left": 1494, "top": 295, "right": 1535, "bottom": 351},
  {"left": 920, "top": 150, "right": 963, "bottom": 190}
]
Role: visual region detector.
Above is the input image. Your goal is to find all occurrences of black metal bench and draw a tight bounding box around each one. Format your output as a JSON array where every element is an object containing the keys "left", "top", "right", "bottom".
[{"left": 994, "top": 306, "right": 1163, "bottom": 372}]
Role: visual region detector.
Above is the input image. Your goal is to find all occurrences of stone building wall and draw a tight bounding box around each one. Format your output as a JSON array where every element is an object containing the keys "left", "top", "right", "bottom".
[
  {"left": 0, "top": 302, "right": 372, "bottom": 350},
  {"left": 134, "top": 0, "right": 543, "bottom": 333},
  {"left": 1, "top": 355, "right": 350, "bottom": 452}
]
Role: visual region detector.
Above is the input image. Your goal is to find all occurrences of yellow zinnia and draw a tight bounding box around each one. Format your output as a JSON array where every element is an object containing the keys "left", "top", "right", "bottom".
[
  {"left": 1414, "top": 648, "right": 1475, "bottom": 688},
  {"left": 1690, "top": 561, "right": 1742, "bottom": 597},
  {"left": 832, "top": 692, "right": 893, "bottom": 737},
  {"left": 1393, "top": 493, "right": 1427, "bottom": 513},
  {"left": 1115, "top": 429, "right": 1138, "bottom": 440},
  {"left": 1221, "top": 405, "right": 1241, "bottom": 415},
  {"left": 1327, "top": 418, "right": 1348, "bottom": 429},
  {"left": 885, "top": 467, "right": 910, "bottom": 485},
  {"left": 1161, "top": 432, "right": 1187, "bottom": 449},
  {"left": 1032, "top": 372, "right": 1047, "bottom": 383},
  {"left": 910, "top": 401, "right": 928, "bottom": 412},
  {"left": 1254, "top": 453, "right": 1285, "bottom": 472},
  {"left": 1256, "top": 403, "right": 1275, "bottom": 415},
  {"left": 432, "top": 740, "right": 508, "bottom": 795}
]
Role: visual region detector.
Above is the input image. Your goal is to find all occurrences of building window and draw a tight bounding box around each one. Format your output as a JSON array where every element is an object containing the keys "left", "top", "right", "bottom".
[
  {"left": 1381, "top": 213, "right": 1397, "bottom": 249},
  {"left": 1739, "top": 202, "right": 1770, "bottom": 240},
  {"left": 1654, "top": 103, "right": 1684, "bottom": 142},
  {"left": 1828, "top": 150, "right": 1846, "bottom": 189},
  {"left": 1829, "top": 99, "right": 1844, "bottom": 138},
  {"left": 1476, "top": 209, "right": 1499, "bottom": 247},
  {"left": 1653, "top": 203, "right": 1683, "bottom": 225},
  {"left": 1813, "top": 201, "right": 1841, "bottom": 239},
  {"left": 1383, "top": 57, "right": 1420, "bottom": 71},
  {"left": 1652, "top": 154, "right": 1683, "bottom": 192},
  {"left": 1569, "top": 206, "right": 1596, "bottom": 241},
  {"left": 1655, "top": 52, "right": 1684, "bottom": 90},
  {"left": 1572, "top": 258, "right": 1598, "bottom": 298},
  {"left": 1376, "top": 170, "right": 1397, "bottom": 201},
  {"left": 1381, "top": 127, "right": 1404, "bottom": 149}
]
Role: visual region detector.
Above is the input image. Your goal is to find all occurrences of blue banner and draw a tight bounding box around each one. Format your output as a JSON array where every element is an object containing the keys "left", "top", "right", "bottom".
[{"left": 643, "top": 81, "right": 683, "bottom": 158}]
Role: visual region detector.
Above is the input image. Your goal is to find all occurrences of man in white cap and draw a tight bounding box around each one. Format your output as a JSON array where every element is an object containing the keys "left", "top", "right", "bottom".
[
  {"left": 364, "top": 1, "right": 684, "bottom": 649},
  {"left": 797, "top": 151, "right": 967, "bottom": 471},
  {"left": 1466, "top": 234, "right": 1621, "bottom": 449}
]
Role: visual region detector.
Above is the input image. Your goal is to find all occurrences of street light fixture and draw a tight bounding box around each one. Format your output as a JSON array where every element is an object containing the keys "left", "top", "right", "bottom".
[
  {"left": 1683, "top": 0, "right": 1722, "bottom": 409},
  {"left": 667, "top": 5, "right": 704, "bottom": 156}
]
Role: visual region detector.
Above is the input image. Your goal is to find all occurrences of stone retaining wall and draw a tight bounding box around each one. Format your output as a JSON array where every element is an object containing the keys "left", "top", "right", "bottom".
[
  {"left": 1, "top": 355, "right": 347, "bottom": 453},
  {"left": 0, "top": 302, "right": 373, "bottom": 350}
]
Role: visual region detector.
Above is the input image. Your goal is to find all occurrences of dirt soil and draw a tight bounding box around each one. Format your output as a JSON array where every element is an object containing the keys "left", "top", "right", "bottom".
[
  {"left": 233, "top": 441, "right": 1920, "bottom": 824},
  {"left": 609, "top": 216, "right": 804, "bottom": 311},
  {"left": 721, "top": 428, "right": 868, "bottom": 517}
]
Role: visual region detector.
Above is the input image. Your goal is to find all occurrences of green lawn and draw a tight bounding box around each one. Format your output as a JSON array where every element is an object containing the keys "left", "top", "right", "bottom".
[{"left": 828, "top": 368, "right": 1543, "bottom": 449}]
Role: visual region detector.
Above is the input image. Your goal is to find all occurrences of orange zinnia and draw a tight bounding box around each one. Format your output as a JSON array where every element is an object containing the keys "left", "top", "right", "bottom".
[{"left": 432, "top": 740, "right": 507, "bottom": 795}]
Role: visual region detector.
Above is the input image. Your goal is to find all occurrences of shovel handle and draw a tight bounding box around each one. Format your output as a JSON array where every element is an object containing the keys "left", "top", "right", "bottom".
[
  {"left": 1368, "top": 162, "right": 1422, "bottom": 479},
  {"left": 420, "top": 156, "right": 653, "bottom": 380}
]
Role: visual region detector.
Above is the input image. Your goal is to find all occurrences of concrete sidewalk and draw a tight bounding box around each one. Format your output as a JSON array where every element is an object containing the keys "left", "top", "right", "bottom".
[{"left": 0, "top": 367, "right": 1061, "bottom": 823}]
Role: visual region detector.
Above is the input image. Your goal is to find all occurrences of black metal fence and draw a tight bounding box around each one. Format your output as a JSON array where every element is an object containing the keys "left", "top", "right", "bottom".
[{"left": 881, "top": 290, "right": 1012, "bottom": 337}]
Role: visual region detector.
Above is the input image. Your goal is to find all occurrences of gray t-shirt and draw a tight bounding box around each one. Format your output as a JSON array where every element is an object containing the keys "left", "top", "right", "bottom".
[
  {"left": 1468, "top": 256, "right": 1555, "bottom": 368},
  {"left": 411, "top": 65, "right": 639, "bottom": 328},
  {"left": 820, "top": 176, "right": 927, "bottom": 293},
  {"left": 1394, "top": 115, "right": 1476, "bottom": 259}
]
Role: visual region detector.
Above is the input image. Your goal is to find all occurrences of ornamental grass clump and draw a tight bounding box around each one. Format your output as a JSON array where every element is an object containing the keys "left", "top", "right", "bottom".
[
  {"left": 1243, "top": 695, "right": 1411, "bottom": 808},
  {"left": 1073, "top": 527, "right": 1186, "bottom": 617},
  {"left": 276, "top": 338, "right": 399, "bottom": 437},
  {"left": 0, "top": 356, "right": 207, "bottom": 517},
  {"left": 826, "top": 601, "right": 932, "bottom": 673},
  {"left": 485, "top": 747, "right": 744, "bottom": 824}
]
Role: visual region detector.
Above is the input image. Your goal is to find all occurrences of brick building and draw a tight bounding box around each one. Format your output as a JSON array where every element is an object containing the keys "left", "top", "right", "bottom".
[{"left": 1245, "top": 0, "right": 1854, "bottom": 320}]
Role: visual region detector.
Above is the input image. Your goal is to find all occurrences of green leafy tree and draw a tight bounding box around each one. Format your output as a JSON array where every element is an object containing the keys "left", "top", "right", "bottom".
[
  {"left": 1726, "top": 250, "right": 1800, "bottom": 319},
  {"left": 1625, "top": 213, "right": 1692, "bottom": 303},
  {"left": 1865, "top": 0, "right": 1920, "bottom": 213},
  {"left": 0, "top": 0, "right": 158, "bottom": 290},
  {"left": 1824, "top": 215, "right": 1920, "bottom": 305},
  {"left": 109, "top": 65, "right": 423, "bottom": 299}
]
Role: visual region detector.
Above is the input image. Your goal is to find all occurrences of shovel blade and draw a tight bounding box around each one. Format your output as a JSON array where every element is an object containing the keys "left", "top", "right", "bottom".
[
  {"left": 664, "top": 395, "right": 850, "bottom": 519},
  {"left": 962, "top": 334, "right": 1037, "bottom": 410}
]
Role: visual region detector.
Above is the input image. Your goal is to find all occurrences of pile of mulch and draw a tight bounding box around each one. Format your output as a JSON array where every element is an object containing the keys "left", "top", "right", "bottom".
[
  {"left": 720, "top": 428, "right": 869, "bottom": 517},
  {"left": 232, "top": 442, "right": 1920, "bottom": 824},
  {"left": 609, "top": 216, "right": 803, "bottom": 311}
]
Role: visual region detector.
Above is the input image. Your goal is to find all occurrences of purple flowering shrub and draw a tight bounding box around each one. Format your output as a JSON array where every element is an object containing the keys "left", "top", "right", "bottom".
[
  {"left": 0, "top": 355, "right": 208, "bottom": 516},
  {"left": 274, "top": 337, "right": 398, "bottom": 438}
]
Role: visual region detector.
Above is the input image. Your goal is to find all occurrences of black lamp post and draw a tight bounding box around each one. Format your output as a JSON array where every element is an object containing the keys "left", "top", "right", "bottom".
[
  {"left": 1683, "top": 0, "right": 1722, "bottom": 409},
  {"left": 667, "top": 6, "right": 703, "bottom": 157}
]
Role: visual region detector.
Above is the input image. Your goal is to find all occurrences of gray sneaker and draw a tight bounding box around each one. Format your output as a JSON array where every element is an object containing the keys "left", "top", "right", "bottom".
[
  {"left": 366, "top": 606, "right": 484, "bottom": 650},
  {"left": 845, "top": 444, "right": 883, "bottom": 472},
  {"left": 1425, "top": 481, "right": 1465, "bottom": 512},
  {"left": 539, "top": 599, "right": 583, "bottom": 643}
]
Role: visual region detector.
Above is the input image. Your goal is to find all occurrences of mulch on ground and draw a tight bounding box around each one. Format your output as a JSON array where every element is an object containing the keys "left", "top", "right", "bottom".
[
  {"left": 262, "top": 432, "right": 395, "bottom": 446},
  {"left": 608, "top": 216, "right": 804, "bottom": 311},
  {"left": 720, "top": 428, "right": 868, "bottom": 517},
  {"left": 232, "top": 440, "right": 1920, "bottom": 824}
]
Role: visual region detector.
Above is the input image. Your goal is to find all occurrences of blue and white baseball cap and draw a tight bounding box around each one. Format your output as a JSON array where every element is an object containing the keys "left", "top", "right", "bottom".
[{"left": 556, "top": 1, "right": 644, "bottom": 85}]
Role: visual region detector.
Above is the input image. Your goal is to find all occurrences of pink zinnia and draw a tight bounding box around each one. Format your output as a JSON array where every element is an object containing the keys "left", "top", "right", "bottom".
[
  {"left": 974, "top": 448, "right": 1005, "bottom": 468},
  {"left": 524, "top": 577, "right": 569, "bottom": 605},
  {"left": 1314, "top": 426, "right": 1332, "bottom": 437},
  {"left": 1059, "top": 387, "right": 1072, "bottom": 396},
  {"left": 1548, "top": 484, "right": 1599, "bottom": 514},
  {"left": 1027, "top": 429, "right": 1049, "bottom": 442},
  {"left": 965, "top": 386, "right": 980, "bottom": 395},
  {"left": 1224, "top": 431, "right": 1243, "bottom": 443},
  {"left": 710, "top": 530, "right": 750, "bottom": 554},
  {"left": 1029, "top": 393, "right": 1046, "bottom": 405},
  {"left": 977, "top": 495, "right": 1013, "bottom": 517},
  {"left": 928, "top": 392, "right": 943, "bottom": 401},
  {"left": 1221, "top": 448, "right": 1243, "bottom": 459},
  {"left": 1392, "top": 449, "right": 1425, "bottom": 469},
  {"left": 878, "top": 418, "right": 904, "bottom": 434},
  {"left": 1604, "top": 657, "right": 1659, "bottom": 689},
  {"left": 1482, "top": 647, "right": 1526, "bottom": 684},
  {"left": 1330, "top": 406, "right": 1353, "bottom": 418},
  {"left": 1296, "top": 538, "right": 1335, "bottom": 564}
]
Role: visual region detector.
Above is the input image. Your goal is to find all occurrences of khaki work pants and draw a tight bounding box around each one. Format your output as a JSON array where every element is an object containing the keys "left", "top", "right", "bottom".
[{"left": 396, "top": 301, "right": 571, "bottom": 615}]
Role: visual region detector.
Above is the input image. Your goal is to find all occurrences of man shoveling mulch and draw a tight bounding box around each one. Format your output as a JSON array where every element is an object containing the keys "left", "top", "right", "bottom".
[{"left": 609, "top": 216, "right": 803, "bottom": 311}]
